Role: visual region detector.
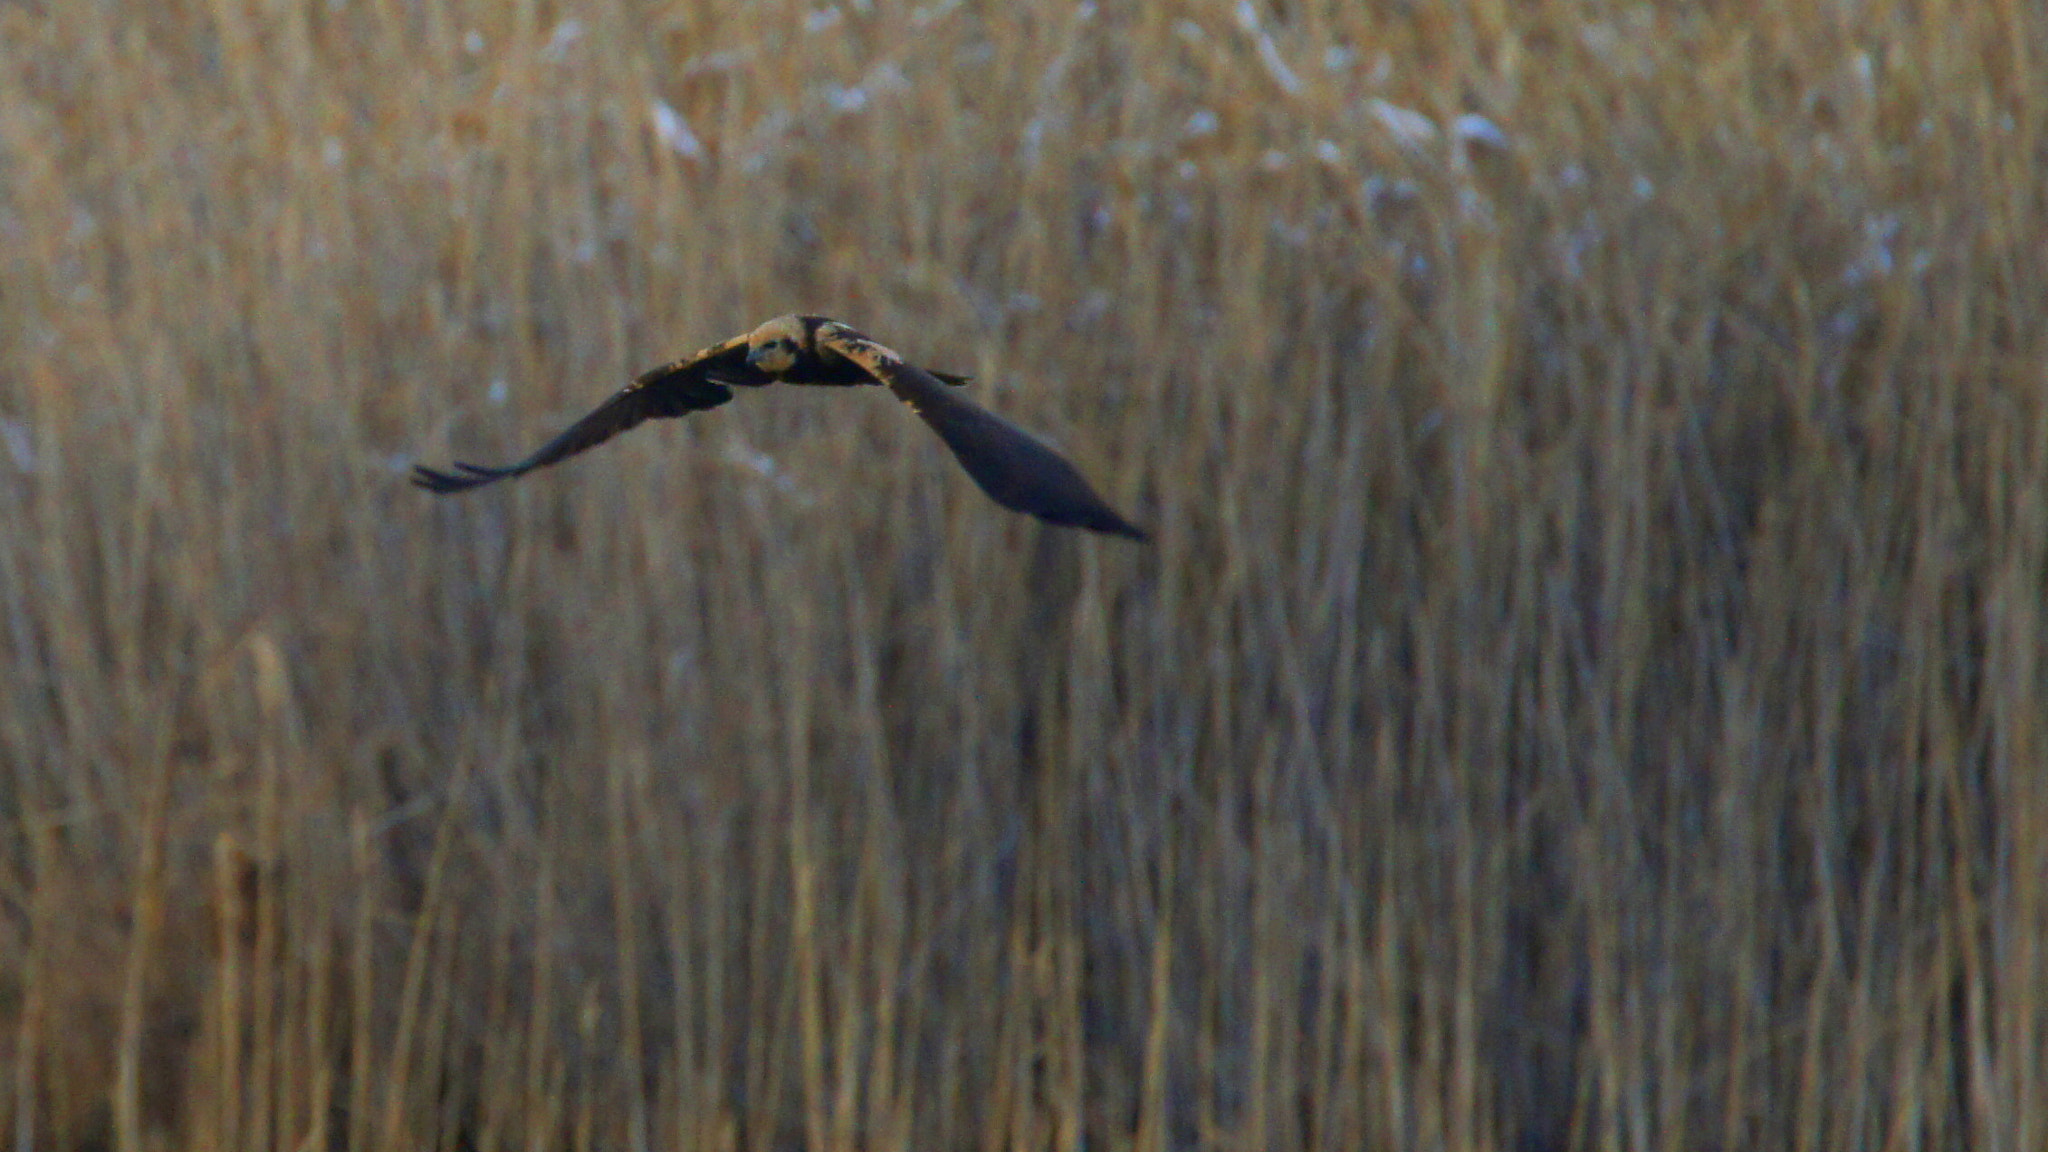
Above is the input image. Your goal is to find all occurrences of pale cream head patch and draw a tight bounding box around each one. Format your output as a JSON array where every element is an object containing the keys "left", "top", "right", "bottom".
[{"left": 745, "top": 314, "right": 809, "bottom": 375}]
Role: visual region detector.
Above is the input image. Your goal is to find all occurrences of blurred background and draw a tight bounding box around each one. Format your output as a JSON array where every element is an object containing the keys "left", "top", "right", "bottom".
[{"left": 3, "top": 1, "right": 2046, "bottom": 1149}]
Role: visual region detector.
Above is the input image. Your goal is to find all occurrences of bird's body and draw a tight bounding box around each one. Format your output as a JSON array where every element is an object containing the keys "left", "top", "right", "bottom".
[{"left": 414, "top": 315, "right": 1147, "bottom": 540}]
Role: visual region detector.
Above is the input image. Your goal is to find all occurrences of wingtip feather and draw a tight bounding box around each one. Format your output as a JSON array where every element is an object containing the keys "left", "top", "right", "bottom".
[{"left": 412, "top": 462, "right": 514, "bottom": 494}]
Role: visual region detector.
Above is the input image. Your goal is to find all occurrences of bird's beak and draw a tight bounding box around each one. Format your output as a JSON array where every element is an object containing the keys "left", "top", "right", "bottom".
[{"left": 745, "top": 334, "right": 801, "bottom": 376}]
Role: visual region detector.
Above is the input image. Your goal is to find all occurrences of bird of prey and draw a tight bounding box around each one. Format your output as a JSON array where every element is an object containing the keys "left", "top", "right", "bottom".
[{"left": 413, "top": 315, "right": 1147, "bottom": 540}]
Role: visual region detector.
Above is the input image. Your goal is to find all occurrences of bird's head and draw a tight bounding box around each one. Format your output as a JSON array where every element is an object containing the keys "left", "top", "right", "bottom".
[{"left": 745, "top": 315, "right": 809, "bottom": 377}]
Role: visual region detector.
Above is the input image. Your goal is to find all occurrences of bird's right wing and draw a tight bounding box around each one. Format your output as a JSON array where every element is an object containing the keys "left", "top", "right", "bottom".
[
  {"left": 820, "top": 327, "right": 1148, "bottom": 540},
  {"left": 412, "top": 333, "right": 761, "bottom": 493}
]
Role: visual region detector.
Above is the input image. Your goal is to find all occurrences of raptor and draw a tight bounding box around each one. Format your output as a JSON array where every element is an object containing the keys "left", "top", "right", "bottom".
[{"left": 413, "top": 315, "right": 1147, "bottom": 539}]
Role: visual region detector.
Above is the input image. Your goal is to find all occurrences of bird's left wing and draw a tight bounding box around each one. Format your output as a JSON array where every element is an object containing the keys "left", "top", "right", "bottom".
[{"left": 820, "top": 327, "right": 1148, "bottom": 540}]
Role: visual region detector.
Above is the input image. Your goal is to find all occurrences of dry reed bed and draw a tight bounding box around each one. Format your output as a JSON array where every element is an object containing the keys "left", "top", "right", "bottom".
[{"left": 1, "top": 0, "right": 2045, "bottom": 1149}]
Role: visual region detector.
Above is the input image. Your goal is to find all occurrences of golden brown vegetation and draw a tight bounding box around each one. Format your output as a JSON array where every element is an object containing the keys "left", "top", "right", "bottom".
[{"left": 3, "top": 0, "right": 2045, "bottom": 1148}]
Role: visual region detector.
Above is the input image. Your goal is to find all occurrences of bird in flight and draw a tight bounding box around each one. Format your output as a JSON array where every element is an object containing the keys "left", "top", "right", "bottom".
[{"left": 413, "top": 315, "right": 1147, "bottom": 540}]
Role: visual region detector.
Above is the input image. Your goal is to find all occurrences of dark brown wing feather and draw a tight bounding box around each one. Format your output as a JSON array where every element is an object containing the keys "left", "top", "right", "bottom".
[
  {"left": 413, "top": 335, "right": 762, "bottom": 494},
  {"left": 821, "top": 330, "right": 1147, "bottom": 540}
]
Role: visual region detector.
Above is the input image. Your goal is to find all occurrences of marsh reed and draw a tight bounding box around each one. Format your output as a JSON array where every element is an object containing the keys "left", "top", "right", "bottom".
[{"left": 2, "top": 1, "right": 2045, "bottom": 1148}]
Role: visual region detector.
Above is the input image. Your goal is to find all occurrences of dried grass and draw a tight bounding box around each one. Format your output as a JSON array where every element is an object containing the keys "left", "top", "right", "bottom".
[{"left": 2, "top": 1, "right": 2045, "bottom": 1149}]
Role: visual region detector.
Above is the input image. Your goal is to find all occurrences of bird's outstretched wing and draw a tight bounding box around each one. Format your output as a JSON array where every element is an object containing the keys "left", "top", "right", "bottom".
[
  {"left": 412, "top": 334, "right": 763, "bottom": 493},
  {"left": 819, "top": 326, "right": 1148, "bottom": 540}
]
